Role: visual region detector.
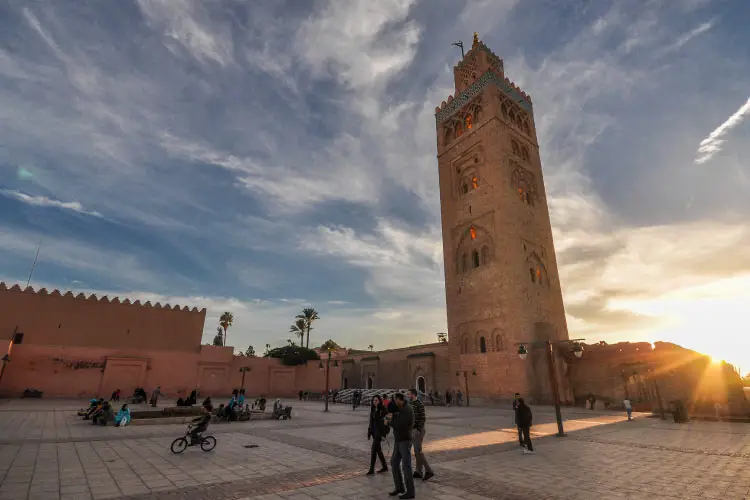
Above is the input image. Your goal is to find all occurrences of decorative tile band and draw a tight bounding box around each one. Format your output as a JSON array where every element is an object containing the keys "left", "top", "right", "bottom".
[{"left": 436, "top": 71, "right": 532, "bottom": 123}]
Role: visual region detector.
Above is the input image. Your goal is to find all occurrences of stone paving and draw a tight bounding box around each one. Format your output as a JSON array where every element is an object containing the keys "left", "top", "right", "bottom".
[{"left": 0, "top": 399, "right": 748, "bottom": 499}]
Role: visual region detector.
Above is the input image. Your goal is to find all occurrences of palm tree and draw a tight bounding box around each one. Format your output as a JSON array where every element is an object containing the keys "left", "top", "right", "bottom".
[
  {"left": 296, "top": 307, "right": 319, "bottom": 349},
  {"left": 219, "top": 311, "right": 234, "bottom": 347},
  {"left": 368, "top": 344, "right": 374, "bottom": 351},
  {"left": 289, "top": 319, "right": 306, "bottom": 346}
]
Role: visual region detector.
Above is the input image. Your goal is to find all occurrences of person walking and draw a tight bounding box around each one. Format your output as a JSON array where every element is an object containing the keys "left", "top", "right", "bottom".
[
  {"left": 408, "top": 388, "right": 434, "bottom": 481},
  {"left": 387, "top": 393, "right": 415, "bottom": 499},
  {"left": 623, "top": 398, "right": 633, "bottom": 420},
  {"left": 149, "top": 386, "right": 162, "bottom": 407},
  {"left": 512, "top": 393, "right": 525, "bottom": 448},
  {"left": 366, "top": 395, "right": 389, "bottom": 475},
  {"left": 515, "top": 397, "right": 534, "bottom": 454}
]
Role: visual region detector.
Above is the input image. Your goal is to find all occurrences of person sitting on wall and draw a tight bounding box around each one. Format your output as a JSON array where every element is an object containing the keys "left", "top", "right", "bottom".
[
  {"left": 188, "top": 389, "right": 198, "bottom": 406},
  {"left": 176, "top": 397, "right": 185, "bottom": 407},
  {"left": 92, "top": 400, "right": 113, "bottom": 425},
  {"left": 238, "top": 389, "right": 246, "bottom": 407},
  {"left": 84, "top": 399, "right": 104, "bottom": 420},
  {"left": 115, "top": 404, "right": 131, "bottom": 427}
]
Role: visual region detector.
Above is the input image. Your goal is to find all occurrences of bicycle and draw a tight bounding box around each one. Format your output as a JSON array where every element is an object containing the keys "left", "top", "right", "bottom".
[{"left": 170, "top": 425, "right": 217, "bottom": 454}]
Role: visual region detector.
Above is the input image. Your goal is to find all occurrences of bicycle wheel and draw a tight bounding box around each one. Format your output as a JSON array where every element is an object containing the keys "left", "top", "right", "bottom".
[
  {"left": 200, "top": 435, "right": 217, "bottom": 452},
  {"left": 170, "top": 437, "right": 188, "bottom": 454}
]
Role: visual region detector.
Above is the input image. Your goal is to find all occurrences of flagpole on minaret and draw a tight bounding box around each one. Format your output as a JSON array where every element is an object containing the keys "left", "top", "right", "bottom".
[{"left": 25, "top": 238, "right": 43, "bottom": 288}]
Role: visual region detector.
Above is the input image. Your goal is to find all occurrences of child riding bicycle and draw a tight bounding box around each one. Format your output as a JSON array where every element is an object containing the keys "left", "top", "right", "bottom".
[{"left": 189, "top": 404, "right": 213, "bottom": 445}]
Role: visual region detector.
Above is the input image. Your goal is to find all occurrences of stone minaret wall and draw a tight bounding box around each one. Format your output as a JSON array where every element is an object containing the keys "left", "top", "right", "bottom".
[{"left": 435, "top": 35, "right": 569, "bottom": 403}]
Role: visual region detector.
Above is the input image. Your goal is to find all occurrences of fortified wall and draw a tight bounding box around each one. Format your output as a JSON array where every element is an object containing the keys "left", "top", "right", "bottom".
[
  {"left": 0, "top": 283, "right": 335, "bottom": 399},
  {"left": 566, "top": 341, "right": 748, "bottom": 416}
]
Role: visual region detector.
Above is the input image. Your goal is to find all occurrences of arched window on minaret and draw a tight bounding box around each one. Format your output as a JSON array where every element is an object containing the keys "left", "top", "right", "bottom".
[
  {"left": 479, "top": 336, "right": 487, "bottom": 353},
  {"left": 444, "top": 127, "right": 452, "bottom": 145},
  {"left": 474, "top": 107, "right": 482, "bottom": 123},
  {"left": 501, "top": 102, "right": 509, "bottom": 119},
  {"left": 465, "top": 114, "right": 472, "bottom": 130},
  {"left": 512, "top": 140, "right": 520, "bottom": 156},
  {"left": 522, "top": 146, "right": 530, "bottom": 162},
  {"left": 472, "top": 250, "right": 480, "bottom": 268},
  {"left": 456, "top": 123, "right": 464, "bottom": 138}
]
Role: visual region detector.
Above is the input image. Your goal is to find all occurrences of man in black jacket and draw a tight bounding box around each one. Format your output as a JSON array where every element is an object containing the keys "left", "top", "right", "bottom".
[
  {"left": 515, "top": 398, "right": 534, "bottom": 454},
  {"left": 387, "top": 393, "right": 415, "bottom": 499}
]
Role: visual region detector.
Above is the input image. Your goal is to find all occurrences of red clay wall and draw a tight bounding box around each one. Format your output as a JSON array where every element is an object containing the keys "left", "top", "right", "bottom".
[
  {"left": 0, "top": 343, "right": 341, "bottom": 400},
  {"left": 0, "top": 283, "right": 206, "bottom": 352},
  {"left": 567, "top": 341, "right": 749, "bottom": 416}
]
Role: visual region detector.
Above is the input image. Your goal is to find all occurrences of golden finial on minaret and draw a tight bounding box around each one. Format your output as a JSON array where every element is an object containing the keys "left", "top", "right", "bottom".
[{"left": 472, "top": 32, "right": 480, "bottom": 48}]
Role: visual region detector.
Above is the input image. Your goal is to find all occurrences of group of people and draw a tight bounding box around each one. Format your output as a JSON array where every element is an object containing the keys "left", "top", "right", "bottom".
[
  {"left": 78, "top": 397, "right": 132, "bottom": 427},
  {"left": 366, "top": 389, "right": 434, "bottom": 499}
]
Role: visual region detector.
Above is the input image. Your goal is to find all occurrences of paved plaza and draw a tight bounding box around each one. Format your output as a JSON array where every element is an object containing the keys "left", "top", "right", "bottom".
[{"left": 0, "top": 399, "right": 748, "bottom": 500}]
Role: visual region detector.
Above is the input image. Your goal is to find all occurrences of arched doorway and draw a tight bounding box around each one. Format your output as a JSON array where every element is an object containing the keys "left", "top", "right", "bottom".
[
  {"left": 417, "top": 376, "right": 426, "bottom": 394},
  {"left": 343, "top": 377, "right": 348, "bottom": 389},
  {"left": 367, "top": 377, "right": 373, "bottom": 389}
]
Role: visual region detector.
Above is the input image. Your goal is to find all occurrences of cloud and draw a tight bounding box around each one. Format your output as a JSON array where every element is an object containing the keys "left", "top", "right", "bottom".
[
  {"left": 295, "top": 0, "right": 421, "bottom": 91},
  {"left": 299, "top": 219, "right": 444, "bottom": 305},
  {"left": 663, "top": 19, "right": 716, "bottom": 54},
  {"left": 1, "top": 189, "right": 102, "bottom": 218},
  {"left": 136, "top": 0, "right": 235, "bottom": 67},
  {"left": 694, "top": 96, "right": 750, "bottom": 164}
]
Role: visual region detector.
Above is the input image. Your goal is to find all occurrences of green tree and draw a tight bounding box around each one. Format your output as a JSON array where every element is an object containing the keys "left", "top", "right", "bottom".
[
  {"left": 264, "top": 345, "right": 320, "bottom": 366},
  {"left": 212, "top": 326, "right": 223, "bottom": 346},
  {"left": 320, "top": 339, "right": 340, "bottom": 351},
  {"left": 245, "top": 345, "right": 255, "bottom": 357},
  {"left": 289, "top": 318, "right": 306, "bottom": 346},
  {"left": 219, "top": 312, "right": 234, "bottom": 347},
  {"left": 296, "top": 307, "right": 320, "bottom": 349}
]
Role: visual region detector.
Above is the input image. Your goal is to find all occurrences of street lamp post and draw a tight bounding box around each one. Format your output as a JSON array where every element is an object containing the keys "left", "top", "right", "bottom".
[
  {"left": 517, "top": 339, "right": 584, "bottom": 437},
  {"left": 455, "top": 370, "right": 476, "bottom": 407},
  {"left": 239, "top": 367, "right": 251, "bottom": 392},
  {"left": 318, "top": 349, "right": 338, "bottom": 412}
]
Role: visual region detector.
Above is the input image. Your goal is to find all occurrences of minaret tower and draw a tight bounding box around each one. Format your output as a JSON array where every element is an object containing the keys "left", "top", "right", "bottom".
[{"left": 434, "top": 33, "right": 570, "bottom": 403}]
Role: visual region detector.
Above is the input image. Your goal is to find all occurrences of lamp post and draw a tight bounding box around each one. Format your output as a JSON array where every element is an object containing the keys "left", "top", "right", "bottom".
[
  {"left": 517, "top": 339, "right": 584, "bottom": 437},
  {"left": 239, "top": 367, "right": 251, "bottom": 392},
  {"left": 455, "top": 370, "right": 476, "bottom": 407},
  {"left": 318, "top": 349, "right": 338, "bottom": 412}
]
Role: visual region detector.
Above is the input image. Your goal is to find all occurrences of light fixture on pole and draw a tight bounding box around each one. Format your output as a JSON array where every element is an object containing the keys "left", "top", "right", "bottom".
[
  {"left": 322, "top": 349, "right": 338, "bottom": 412},
  {"left": 455, "top": 369, "right": 476, "bottom": 406},
  {"left": 516, "top": 338, "right": 585, "bottom": 437}
]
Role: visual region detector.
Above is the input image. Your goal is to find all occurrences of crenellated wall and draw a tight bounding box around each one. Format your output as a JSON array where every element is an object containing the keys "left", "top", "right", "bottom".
[
  {"left": 0, "top": 343, "right": 341, "bottom": 399},
  {"left": 0, "top": 282, "right": 206, "bottom": 352}
]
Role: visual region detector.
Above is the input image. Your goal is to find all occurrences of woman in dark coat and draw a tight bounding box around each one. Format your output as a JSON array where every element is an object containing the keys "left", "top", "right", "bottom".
[{"left": 366, "top": 395, "right": 389, "bottom": 475}]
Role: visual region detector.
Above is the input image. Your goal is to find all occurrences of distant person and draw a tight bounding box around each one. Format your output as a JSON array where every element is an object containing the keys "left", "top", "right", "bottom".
[
  {"left": 512, "top": 393, "right": 524, "bottom": 447},
  {"left": 515, "top": 398, "right": 534, "bottom": 454},
  {"left": 623, "top": 398, "right": 632, "bottom": 420},
  {"left": 150, "top": 386, "right": 163, "bottom": 407},
  {"left": 189, "top": 404, "right": 212, "bottom": 445},
  {"left": 115, "top": 404, "right": 131, "bottom": 427}
]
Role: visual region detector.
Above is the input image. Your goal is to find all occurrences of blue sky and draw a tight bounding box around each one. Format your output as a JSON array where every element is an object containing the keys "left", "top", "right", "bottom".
[{"left": 1, "top": 0, "right": 749, "bottom": 369}]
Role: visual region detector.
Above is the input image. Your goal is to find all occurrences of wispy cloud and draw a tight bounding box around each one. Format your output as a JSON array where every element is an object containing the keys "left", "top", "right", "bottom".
[
  {"left": 0, "top": 189, "right": 102, "bottom": 218},
  {"left": 694, "top": 97, "right": 750, "bottom": 164}
]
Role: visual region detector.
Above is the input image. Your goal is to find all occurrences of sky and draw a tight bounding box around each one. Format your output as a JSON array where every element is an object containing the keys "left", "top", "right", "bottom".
[{"left": 0, "top": 0, "right": 749, "bottom": 371}]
